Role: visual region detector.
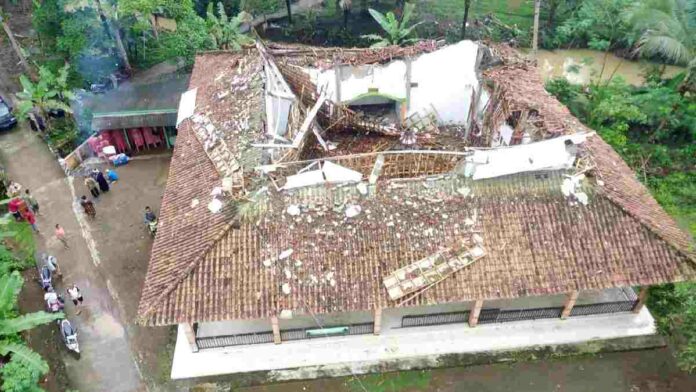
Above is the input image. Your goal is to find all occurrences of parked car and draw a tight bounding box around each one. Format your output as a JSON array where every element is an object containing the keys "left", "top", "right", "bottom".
[{"left": 0, "top": 96, "right": 18, "bottom": 131}]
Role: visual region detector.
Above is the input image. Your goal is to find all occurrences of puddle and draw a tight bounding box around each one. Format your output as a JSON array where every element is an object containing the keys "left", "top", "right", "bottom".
[{"left": 533, "top": 49, "right": 685, "bottom": 85}]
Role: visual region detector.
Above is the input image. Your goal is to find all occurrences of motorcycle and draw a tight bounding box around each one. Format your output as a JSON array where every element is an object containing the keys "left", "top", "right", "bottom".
[
  {"left": 59, "top": 319, "right": 80, "bottom": 354},
  {"left": 45, "top": 292, "right": 65, "bottom": 313},
  {"left": 39, "top": 266, "right": 52, "bottom": 291}
]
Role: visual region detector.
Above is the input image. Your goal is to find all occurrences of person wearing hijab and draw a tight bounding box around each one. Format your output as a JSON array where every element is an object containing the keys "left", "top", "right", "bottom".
[{"left": 92, "top": 169, "right": 110, "bottom": 192}]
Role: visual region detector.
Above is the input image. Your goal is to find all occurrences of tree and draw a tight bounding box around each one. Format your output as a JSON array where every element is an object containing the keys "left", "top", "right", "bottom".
[
  {"left": 461, "top": 0, "right": 472, "bottom": 39},
  {"left": 363, "top": 2, "right": 422, "bottom": 48},
  {"left": 0, "top": 272, "right": 64, "bottom": 391},
  {"left": 0, "top": 7, "right": 33, "bottom": 76},
  {"left": 15, "top": 64, "right": 75, "bottom": 123},
  {"left": 206, "top": 2, "right": 253, "bottom": 50},
  {"left": 532, "top": 0, "right": 541, "bottom": 53},
  {"left": 93, "top": 0, "right": 133, "bottom": 74},
  {"left": 285, "top": 0, "right": 291, "bottom": 24},
  {"left": 627, "top": 0, "right": 695, "bottom": 92},
  {"left": 340, "top": 0, "right": 352, "bottom": 29}
]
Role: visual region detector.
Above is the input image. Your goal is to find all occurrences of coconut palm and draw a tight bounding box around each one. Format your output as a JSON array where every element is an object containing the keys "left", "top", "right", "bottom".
[
  {"left": 206, "top": 2, "right": 253, "bottom": 51},
  {"left": 0, "top": 272, "right": 64, "bottom": 375},
  {"left": 363, "top": 2, "right": 422, "bottom": 48},
  {"left": 627, "top": 0, "right": 695, "bottom": 89}
]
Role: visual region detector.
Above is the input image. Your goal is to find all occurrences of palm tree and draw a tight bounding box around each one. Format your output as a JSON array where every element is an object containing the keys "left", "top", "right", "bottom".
[
  {"left": 363, "top": 2, "right": 422, "bottom": 48},
  {"left": 206, "top": 3, "right": 253, "bottom": 51},
  {"left": 628, "top": 0, "right": 695, "bottom": 90},
  {"left": 0, "top": 272, "right": 64, "bottom": 377}
]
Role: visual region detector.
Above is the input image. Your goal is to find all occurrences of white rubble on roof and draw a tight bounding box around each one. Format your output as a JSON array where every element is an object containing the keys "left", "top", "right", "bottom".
[
  {"left": 562, "top": 173, "right": 590, "bottom": 205},
  {"left": 281, "top": 161, "right": 363, "bottom": 190},
  {"left": 176, "top": 88, "right": 197, "bottom": 126},
  {"left": 465, "top": 134, "right": 588, "bottom": 180},
  {"left": 308, "top": 40, "right": 481, "bottom": 125},
  {"left": 261, "top": 42, "right": 296, "bottom": 138}
]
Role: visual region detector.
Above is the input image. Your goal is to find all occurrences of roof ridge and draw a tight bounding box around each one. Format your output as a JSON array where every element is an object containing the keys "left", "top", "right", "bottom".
[
  {"left": 586, "top": 135, "right": 695, "bottom": 263},
  {"left": 137, "top": 220, "right": 236, "bottom": 325}
]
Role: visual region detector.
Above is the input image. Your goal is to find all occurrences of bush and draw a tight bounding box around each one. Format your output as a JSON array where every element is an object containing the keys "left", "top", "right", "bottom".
[{"left": 0, "top": 358, "right": 44, "bottom": 392}]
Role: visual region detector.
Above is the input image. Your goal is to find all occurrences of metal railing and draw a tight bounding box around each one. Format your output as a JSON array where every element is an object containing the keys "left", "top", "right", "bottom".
[
  {"left": 281, "top": 323, "right": 374, "bottom": 342},
  {"left": 402, "top": 311, "right": 470, "bottom": 328},
  {"left": 196, "top": 331, "right": 275, "bottom": 349}
]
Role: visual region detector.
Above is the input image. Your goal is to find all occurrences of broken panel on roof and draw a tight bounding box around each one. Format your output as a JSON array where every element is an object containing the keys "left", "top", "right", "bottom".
[{"left": 383, "top": 233, "right": 486, "bottom": 302}]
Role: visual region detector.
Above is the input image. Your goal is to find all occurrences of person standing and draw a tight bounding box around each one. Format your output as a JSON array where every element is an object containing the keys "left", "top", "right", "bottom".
[
  {"left": 92, "top": 169, "right": 110, "bottom": 193},
  {"left": 42, "top": 253, "right": 62, "bottom": 277},
  {"left": 85, "top": 176, "right": 100, "bottom": 198},
  {"left": 66, "top": 284, "right": 84, "bottom": 315},
  {"left": 8, "top": 198, "right": 22, "bottom": 221},
  {"left": 23, "top": 189, "right": 40, "bottom": 215},
  {"left": 54, "top": 224, "right": 69, "bottom": 248},
  {"left": 25, "top": 210, "right": 39, "bottom": 233},
  {"left": 106, "top": 168, "right": 119, "bottom": 183},
  {"left": 80, "top": 196, "right": 96, "bottom": 219}
]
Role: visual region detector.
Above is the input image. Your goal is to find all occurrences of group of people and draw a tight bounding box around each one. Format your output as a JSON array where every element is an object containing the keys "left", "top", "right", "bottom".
[
  {"left": 40, "top": 253, "right": 85, "bottom": 315},
  {"left": 7, "top": 182, "right": 41, "bottom": 232},
  {"left": 81, "top": 168, "right": 118, "bottom": 219}
]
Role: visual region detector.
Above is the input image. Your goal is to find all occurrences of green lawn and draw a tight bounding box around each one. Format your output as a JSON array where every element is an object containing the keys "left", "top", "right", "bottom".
[{"left": 419, "top": 0, "right": 535, "bottom": 30}]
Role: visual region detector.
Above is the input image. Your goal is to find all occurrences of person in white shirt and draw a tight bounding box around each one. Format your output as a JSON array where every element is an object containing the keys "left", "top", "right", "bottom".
[{"left": 67, "top": 284, "right": 84, "bottom": 315}]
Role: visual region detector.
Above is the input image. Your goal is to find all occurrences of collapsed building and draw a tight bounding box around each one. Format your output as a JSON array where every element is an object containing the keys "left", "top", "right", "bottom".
[{"left": 136, "top": 40, "right": 695, "bottom": 380}]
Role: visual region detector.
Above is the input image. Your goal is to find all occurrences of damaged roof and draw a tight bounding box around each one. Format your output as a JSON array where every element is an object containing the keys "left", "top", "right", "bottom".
[{"left": 137, "top": 41, "right": 695, "bottom": 326}]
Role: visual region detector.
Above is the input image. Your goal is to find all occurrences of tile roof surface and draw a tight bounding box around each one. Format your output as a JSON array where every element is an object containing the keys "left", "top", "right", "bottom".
[{"left": 137, "top": 43, "right": 695, "bottom": 326}]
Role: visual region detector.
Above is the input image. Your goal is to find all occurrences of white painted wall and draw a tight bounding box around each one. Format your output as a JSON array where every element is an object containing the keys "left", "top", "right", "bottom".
[{"left": 309, "top": 40, "right": 481, "bottom": 125}]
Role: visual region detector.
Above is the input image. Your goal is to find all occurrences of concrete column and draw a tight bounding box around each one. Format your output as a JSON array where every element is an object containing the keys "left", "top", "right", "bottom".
[
  {"left": 468, "top": 299, "right": 483, "bottom": 327},
  {"left": 633, "top": 286, "right": 649, "bottom": 313},
  {"left": 182, "top": 323, "right": 199, "bottom": 353},
  {"left": 271, "top": 316, "right": 281, "bottom": 344},
  {"left": 561, "top": 290, "right": 579, "bottom": 319},
  {"left": 374, "top": 308, "right": 383, "bottom": 335}
]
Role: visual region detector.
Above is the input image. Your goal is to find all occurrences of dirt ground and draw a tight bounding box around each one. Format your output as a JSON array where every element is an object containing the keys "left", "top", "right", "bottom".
[{"left": 0, "top": 122, "right": 177, "bottom": 391}]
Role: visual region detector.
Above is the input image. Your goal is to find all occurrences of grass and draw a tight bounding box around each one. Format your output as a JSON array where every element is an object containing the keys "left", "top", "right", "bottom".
[
  {"left": 347, "top": 370, "right": 432, "bottom": 392},
  {"left": 2, "top": 219, "right": 36, "bottom": 266},
  {"left": 419, "top": 0, "right": 535, "bottom": 31}
]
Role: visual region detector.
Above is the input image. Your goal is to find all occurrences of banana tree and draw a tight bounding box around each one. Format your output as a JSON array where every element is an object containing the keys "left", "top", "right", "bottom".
[
  {"left": 15, "top": 64, "right": 75, "bottom": 125},
  {"left": 206, "top": 3, "right": 253, "bottom": 51},
  {"left": 363, "top": 2, "right": 422, "bottom": 48},
  {"left": 0, "top": 272, "right": 63, "bottom": 377}
]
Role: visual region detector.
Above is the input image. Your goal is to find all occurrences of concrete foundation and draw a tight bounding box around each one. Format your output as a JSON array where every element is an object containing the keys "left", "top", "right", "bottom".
[{"left": 171, "top": 307, "right": 658, "bottom": 383}]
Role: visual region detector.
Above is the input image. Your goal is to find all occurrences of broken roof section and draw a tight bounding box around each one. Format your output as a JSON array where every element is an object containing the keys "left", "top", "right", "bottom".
[{"left": 137, "top": 40, "right": 695, "bottom": 326}]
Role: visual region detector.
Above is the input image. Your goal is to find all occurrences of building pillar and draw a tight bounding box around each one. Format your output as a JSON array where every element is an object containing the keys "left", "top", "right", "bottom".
[
  {"left": 561, "top": 290, "right": 579, "bottom": 319},
  {"left": 182, "top": 323, "right": 199, "bottom": 353},
  {"left": 633, "top": 286, "right": 649, "bottom": 313},
  {"left": 271, "top": 316, "right": 281, "bottom": 344},
  {"left": 468, "top": 299, "right": 483, "bottom": 327},
  {"left": 374, "top": 308, "right": 383, "bottom": 335}
]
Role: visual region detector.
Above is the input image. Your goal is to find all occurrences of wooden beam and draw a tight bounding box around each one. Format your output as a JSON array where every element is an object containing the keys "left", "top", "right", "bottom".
[
  {"left": 271, "top": 316, "right": 281, "bottom": 344},
  {"left": 561, "top": 290, "right": 579, "bottom": 319},
  {"left": 182, "top": 323, "right": 199, "bottom": 353},
  {"left": 374, "top": 308, "right": 383, "bottom": 335},
  {"left": 468, "top": 300, "right": 483, "bottom": 327},
  {"left": 633, "top": 286, "right": 649, "bottom": 314}
]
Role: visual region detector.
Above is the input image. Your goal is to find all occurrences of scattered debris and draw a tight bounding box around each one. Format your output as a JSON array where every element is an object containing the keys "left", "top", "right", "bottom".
[
  {"left": 345, "top": 204, "right": 362, "bottom": 218},
  {"left": 191, "top": 198, "right": 199, "bottom": 208},
  {"left": 562, "top": 174, "right": 589, "bottom": 205},
  {"left": 279, "top": 310, "right": 293, "bottom": 319},
  {"left": 208, "top": 198, "right": 223, "bottom": 213},
  {"left": 282, "top": 283, "right": 292, "bottom": 295},
  {"left": 356, "top": 182, "right": 368, "bottom": 196},
  {"left": 286, "top": 204, "right": 301, "bottom": 216},
  {"left": 279, "top": 249, "right": 294, "bottom": 260}
]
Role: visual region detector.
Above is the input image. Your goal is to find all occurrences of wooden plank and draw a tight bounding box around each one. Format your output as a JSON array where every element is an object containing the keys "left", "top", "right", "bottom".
[
  {"left": 469, "top": 300, "right": 483, "bottom": 327},
  {"left": 182, "top": 323, "right": 199, "bottom": 352},
  {"left": 561, "top": 290, "right": 579, "bottom": 319},
  {"left": 292, "top": 94, "right": 327, "bottom": 147},
  {"left": 271, "top": 316, "right": 281, "bottom": 344},
  {"left": 374, "top": 308, "right": 383, "bottom": 335},
  {"left": 633, "top": 286, "right": 649, "bottom": 313}
]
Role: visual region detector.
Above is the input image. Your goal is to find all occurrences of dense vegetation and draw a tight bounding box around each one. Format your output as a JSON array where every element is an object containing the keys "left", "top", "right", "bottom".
[
  {"left": 546, "top": 69, "right": 695, "bottom": 372},
  {"left": 0, "top": 214, "right": 64, "bottom": 391}
]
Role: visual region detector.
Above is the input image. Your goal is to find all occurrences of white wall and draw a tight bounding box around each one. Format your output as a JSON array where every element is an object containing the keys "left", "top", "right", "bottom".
[{"left": 309, "top": 40, "right": 481, "bottom": 125}]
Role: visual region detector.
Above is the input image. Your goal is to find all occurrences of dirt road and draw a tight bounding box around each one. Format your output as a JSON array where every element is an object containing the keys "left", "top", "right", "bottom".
[{"left": 0, "top": 125, "right": 145, "bottom": 391}]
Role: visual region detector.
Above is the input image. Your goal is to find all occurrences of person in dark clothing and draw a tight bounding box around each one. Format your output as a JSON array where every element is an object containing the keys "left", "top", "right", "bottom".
[
  {"left": 80, "top": 196, "right": 96, "bottom": 219},
  {"left": 92, "top": 169, "right": 110, "bottom": 192},
  {"left": 85, "top": 177, "right": 100, "bottom": 198}
]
